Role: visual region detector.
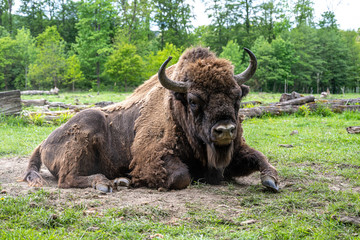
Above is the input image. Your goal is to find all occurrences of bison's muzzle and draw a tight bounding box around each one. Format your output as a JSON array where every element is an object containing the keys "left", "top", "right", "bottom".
[{"left": 210, "top": 121, "right": 236, "bottom": 146}]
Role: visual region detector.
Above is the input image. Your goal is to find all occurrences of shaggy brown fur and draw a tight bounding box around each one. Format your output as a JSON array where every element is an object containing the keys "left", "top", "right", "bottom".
[{"left": 22, "top": 47, "right": 278, "bottom": 191}]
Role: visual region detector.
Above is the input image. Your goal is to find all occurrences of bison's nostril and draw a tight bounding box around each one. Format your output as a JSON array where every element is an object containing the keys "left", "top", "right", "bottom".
[{"left": 213, "top": 124, "right": 236, "bottom": 139}]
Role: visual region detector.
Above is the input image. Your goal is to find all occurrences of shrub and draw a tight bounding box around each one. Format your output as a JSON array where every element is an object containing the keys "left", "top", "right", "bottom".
[
  {"left": 296, "top": 104, "right": 311, "bottom": 117},
  {"left": 312, "top": 103, "right": 334, "bottom": 117}
]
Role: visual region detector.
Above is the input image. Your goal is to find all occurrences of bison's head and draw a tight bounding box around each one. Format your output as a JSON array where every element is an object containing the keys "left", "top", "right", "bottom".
[{"left": 158, "top": 47, "right": 256, "bottom": 174}]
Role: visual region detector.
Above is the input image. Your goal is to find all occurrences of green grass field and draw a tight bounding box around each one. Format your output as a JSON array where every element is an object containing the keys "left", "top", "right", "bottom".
[{"left": 1, "top": 91, "right": 359, "bottom": 239}]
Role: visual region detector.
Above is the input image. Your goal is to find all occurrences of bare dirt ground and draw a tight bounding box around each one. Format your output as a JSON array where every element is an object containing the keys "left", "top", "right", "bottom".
[{"left": 0, "top": 156, "right": 268, "bottom": 219}]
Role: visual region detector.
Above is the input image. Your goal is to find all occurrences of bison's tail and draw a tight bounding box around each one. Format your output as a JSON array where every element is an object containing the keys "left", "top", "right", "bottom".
[{"left": 21, "top": 145, "right": 44, "bottom": 187}]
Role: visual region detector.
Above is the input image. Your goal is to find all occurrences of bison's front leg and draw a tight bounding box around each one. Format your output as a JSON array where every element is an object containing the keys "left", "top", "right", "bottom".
[
  {"left": 163, "top": 155, "right": 191, "bottom": 190},
  {"left": 224, "top": 144, "right": 279, "bottom": 192},
  {"left": 59, "top": 173, "right": 114, "bottom": 192}
]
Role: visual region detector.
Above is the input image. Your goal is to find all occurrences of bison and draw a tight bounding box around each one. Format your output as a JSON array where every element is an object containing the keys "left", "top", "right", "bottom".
[{"left": 22, "top": 47, "right": 279, "bottom": 192}]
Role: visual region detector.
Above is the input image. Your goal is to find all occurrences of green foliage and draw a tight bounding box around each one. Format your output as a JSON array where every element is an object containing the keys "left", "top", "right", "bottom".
[
  {"left": 28, "top": 26, "right": 66, "bottom": 89},
  {"left": 74, "top": 0, "right": 114, "bottom": 91},
  {"left": 250, "top": 36, "right": 297, "bottom": 92},
  {"left": 312, "top": 103, "right": 335, "bottom": 117},
  {"left": 219, "top": 40, "right": 243, "bottom": 73},
  {"left": 105, "top": 43, "right": 144, "bottom": 91},
  {"left": 0, "top": 36, "right": 19, "bottom": 90},
  {"left": 295, "top": 104, "right": 311, "bottom": 117},
  {"left": 64, "top": 54, "right": 85, "bottom": 91},
  {"left": 143, "top": 43, "right": 183, "bottom": 79},
  {"left": 14, "top": 27, "right": 37, "bottom": 89},
  {"left": 153, "top": 0, "right": 194, "bottom": 49}
]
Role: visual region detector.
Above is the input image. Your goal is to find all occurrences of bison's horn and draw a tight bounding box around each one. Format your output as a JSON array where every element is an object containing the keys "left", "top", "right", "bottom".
[
  {"left": 234, "top": 48, "right": 257, "bottom": 85},
  {"left": 158, "top": 56, "right": 189, "bottom": 93}
]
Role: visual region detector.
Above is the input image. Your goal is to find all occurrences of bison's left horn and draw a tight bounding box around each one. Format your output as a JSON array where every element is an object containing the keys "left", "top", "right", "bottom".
[
  {"left": 158, "top": 56, "right": 189, "bottom": 93},
  {"left": 234, "top": 48, "right": 257, "bottom": 85}
]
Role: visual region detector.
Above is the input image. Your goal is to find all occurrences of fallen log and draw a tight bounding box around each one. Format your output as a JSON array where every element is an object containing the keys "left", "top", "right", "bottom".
[
  {"left": 275, "top": 95, "right": 315, "bottom": 106},
  {"left": 21, "top": 99, "right": 48, "bottom": 107},
  {"left": 239, "top": 102, "right": 360, "bottom": 118},
  {"left": 279, "top": 91, "right": 303, "bottom": 102},
  {"left": 21, "top": 87, "right": 59, "bottom": 95},
  {"left": 0, "top": 90, "right": 22, "bottom": 115},
  {"left": 46, "top": 102, "right": 89, "bottom": 110},
  {"left": 316, "top": 98, "right": 360, "bottom": 105}
]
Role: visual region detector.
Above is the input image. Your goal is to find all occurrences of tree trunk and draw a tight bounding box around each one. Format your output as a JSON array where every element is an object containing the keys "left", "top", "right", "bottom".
[
  {"left": 25, "top": 66, "right": 28, "bottom": 89},
  {"left": 96, "top": 58, "right": 100, "bottom": 93}
]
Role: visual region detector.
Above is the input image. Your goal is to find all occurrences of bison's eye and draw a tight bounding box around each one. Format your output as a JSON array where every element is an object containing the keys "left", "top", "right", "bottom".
[
  {"left": 187, "top": 94, "right": 203, "bottom": 112},
  {"left": 189, "top": 99, "right": 197, "bottom": 108}
]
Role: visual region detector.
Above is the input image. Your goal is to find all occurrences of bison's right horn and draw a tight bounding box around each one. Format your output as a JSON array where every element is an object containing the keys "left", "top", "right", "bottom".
[
  {"left": 158, "top": 56, "right": 189, "bottom": 93},
  {"left": 234, "top": 48, "right": 257, "bottom": 85}
]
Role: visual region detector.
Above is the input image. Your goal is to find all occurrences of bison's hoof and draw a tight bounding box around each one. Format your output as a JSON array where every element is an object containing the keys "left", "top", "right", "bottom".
[
  {"left": 22, "top": 171, "right": 44, "bottom": 187},
  {"left": 261, "top": 176, "right": 279, "bottom": 192},
  {"left": 93, "top": 183, "right": 113, "bottom": 193},
  {"left": 113, "top": 177, "right": 130, "bottom": 190}
]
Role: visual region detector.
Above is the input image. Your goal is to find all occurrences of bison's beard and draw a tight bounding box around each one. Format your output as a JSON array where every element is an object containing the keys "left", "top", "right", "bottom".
[{"left": 206, "top": 142, "right": 234, "bottom": 170}]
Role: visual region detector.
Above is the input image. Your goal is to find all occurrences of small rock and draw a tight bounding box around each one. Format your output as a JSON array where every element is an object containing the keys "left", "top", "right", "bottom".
[
  {"left": 1, "top": 190, "right": 7, "bottom": 194},
  {"left": 290, "top": 130, "right": 299, "bottom": 135}
]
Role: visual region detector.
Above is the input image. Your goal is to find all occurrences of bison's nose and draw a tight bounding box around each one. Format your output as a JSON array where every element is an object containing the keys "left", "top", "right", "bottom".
[{"left": 211, "top": 122, "right": 236, "bottom": 145}]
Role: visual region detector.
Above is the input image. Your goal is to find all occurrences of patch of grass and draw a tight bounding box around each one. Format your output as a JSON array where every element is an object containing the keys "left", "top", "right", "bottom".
[{"left": 0, "top": 119, "right": 56, "bottom": 157}]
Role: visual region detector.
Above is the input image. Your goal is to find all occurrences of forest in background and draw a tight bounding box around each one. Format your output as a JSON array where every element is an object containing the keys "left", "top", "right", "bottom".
[{"left": 0, "top": 0, "right": 359, "bottom": 93}]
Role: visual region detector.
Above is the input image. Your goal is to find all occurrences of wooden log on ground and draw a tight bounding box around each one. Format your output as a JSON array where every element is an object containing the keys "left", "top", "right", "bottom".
[
  {"left": 279, "top": 91, "right": 303, "bottom": 102},
  {"left": 239, "top": 104, "right": 301, "bottom": 118},
  {"left": 276, "top": 95, "right": 315, "bottom": 106},
  {"left": 316, "top": 98, "right": 360, "bottom": 106},
  {"left": 21, "top": 87, "right": 59, "bottom": 95},
  {"left": 0, "top": 90, "right": 22, "bottom": 115},
  {"left": 46, "top": 102, "right": 89, "bottom": 111},
  {"left": 21, "top": 99, "right": 48, "bottom": 106},
  {"left": 239, "top": 101, "right": 360, "bottom": 118}
]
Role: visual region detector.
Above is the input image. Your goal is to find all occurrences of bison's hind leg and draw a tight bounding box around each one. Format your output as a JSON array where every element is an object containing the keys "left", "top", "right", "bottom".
[{"left": 21, "top": 145, "right": 45, "bottom": 187}]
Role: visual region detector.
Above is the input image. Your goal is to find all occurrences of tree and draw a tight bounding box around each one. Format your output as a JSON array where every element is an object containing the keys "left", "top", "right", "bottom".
[
  {"left": 317, "top": 28, "right": 352, "bottom": 93},
  {"left": 143, "top": 43, "right": 182, "bottom": 79},
  {"left": 257, "top": 0, "right": 291, "bottom": 43},
  {"left": 153, "top": 0, "right": 194, "bottom": 49},
  {"left": 105, "top": 43, "right": 143, "bottom": 91},
  {"left": 0, "top": 36, "right": 18, "bottom": 90},
  {"left": 14, "top": 27, "right": 37, "bottom": 89},
  {"left": 56, "top": 0, "right": 80, "bottom": 48},
  {"left": 64, "top": 54, "right": 84, "bottom": 91},
  {"left": 318, "top": 11, "right": 338, "bottom": 29},
  {"left": 0, "top": 0, "right": 14, "bottom": 34},
  {"left": 28, "top": 26, "right": 66, "bottom": 89},
  {"left": 287, "top": 25, "right": 323, "bottom": 93},
  {"left": 18, "top": 0, "right": 47, "bottom": 36},
  {"left": 219, "top": 40, "right": 243, "bottom": 73},
  {"left": 293, "top": 0, "right": 314, "bottom": 27},
  {"left": 251, "top": 36, "right": 297, "bottom": 92},
  {"left": 75, "top": 0, "right": 114, "bottom": 92}
]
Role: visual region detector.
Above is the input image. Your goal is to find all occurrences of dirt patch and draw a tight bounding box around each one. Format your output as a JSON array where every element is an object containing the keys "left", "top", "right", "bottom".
[{"left": 0, "top": 156, "right": 266, "bottom": 219}]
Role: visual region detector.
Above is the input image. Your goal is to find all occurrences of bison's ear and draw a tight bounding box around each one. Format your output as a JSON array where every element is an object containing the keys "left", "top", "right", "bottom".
[{"left": 241, "top": 84, "right": 250, "bottom": 98}]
